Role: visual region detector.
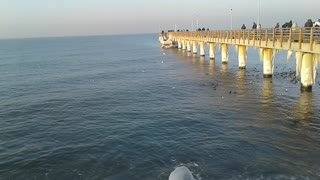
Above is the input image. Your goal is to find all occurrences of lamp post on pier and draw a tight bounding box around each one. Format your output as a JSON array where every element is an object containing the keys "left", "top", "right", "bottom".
[
  {"left": 192, "top": 20, "right": 194, "bottom": 31},
  {"left": 197, "top": 17, "right": 199, "bottom": 30},
  {"left": 257, "top": 0, "right": 260, "bottom": 26},
  {"left": 230, "top": 8, "right": 233, "bottom": 30}
]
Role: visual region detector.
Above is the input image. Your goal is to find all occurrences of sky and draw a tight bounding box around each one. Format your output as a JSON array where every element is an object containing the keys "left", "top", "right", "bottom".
[{"left": 1, "top": 0, "right": 320, "bottom": 39}]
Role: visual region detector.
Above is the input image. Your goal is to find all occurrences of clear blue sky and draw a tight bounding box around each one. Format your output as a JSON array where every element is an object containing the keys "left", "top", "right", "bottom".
[{"left": 1, "top": 0, "right": 319, "bottom": 39}]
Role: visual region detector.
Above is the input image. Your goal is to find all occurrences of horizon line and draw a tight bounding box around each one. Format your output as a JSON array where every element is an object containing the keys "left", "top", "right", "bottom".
[{"left": 0, "top": 32, "right": 158, "bottom": 41}]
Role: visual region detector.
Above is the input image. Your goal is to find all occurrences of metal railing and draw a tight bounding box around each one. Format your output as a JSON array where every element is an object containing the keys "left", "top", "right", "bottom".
[
  {"left": 167, "top": 27, "right": 320, "bottom": 42},
  {"left": 163, "top": 27, "right": 320, "bottom": 53}
]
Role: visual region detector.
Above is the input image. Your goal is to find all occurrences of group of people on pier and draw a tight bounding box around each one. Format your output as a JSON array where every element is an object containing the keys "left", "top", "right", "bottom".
[
  {"left": 239, "top": 18, "right": 320, "bottom": 31},
  {"left": 175, "top": 27, "right": 210, "bottom": 32},
  {"left": 240, "top": 22, "right": 262, "bottom": 30},
  {"left": 162, "top": 18, "right": 320, "bottom": 34}
]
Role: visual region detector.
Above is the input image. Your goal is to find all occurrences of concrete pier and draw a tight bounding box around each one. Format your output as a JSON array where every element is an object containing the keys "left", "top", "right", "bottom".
[
  {"left": 200, "top": 41, "right": 205, "bottom": 56},
  {"left": 182, "top": 40, "right": 186, "bottom": 50},
  {"left": 192, "top": 41, "right": 198, "bottom": 54},
  {"left": 238, "top": 45, "right": 247, "bottom": 69},
  {"left": 178, "top": 40, "right": 181, "bottom": 49},
  {"left": 187, "top": 41, "right": 191, "bottom": 52},
  {"left": 221, "top": 44, "right": 228, "bottom": 64},
  {"left": 300, "top": 53, "right": 315, "bottom": 91},
  {"left": 262, "top": 48, "right": 274, "bottom": 78},
  {"left": 209, "top": 43, "right": 215, "bottom": 59},
  {"left": 160, "top": 27, "right": 320, "bottom": 92}
]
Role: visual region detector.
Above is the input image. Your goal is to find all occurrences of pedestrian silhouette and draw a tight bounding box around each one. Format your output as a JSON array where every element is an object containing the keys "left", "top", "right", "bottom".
[{"left": 252, "top": 22, "right": 257, "bottom": 29}]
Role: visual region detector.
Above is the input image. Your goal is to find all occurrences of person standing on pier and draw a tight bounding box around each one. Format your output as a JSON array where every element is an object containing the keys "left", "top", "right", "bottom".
[
  {"left": 252, "top": 22, "right": 257, "bottom": 29},
  {"left": 275, "top": 22, "right": 280, "bottom": 30},
  {"left": 304, "top": 19, "right": 313, "bottom": 37},
  {"left": 292, "top": 22, "right": 298, "bottom": 31},
  {"left": 313, "top": 19, "right": 320, "bottom": 27},
  {"left": 241, "top": 24, "right": 246, "bottom": 29},
  {"left": 304, "top": 19, "right": 313, "bottom": 28}
]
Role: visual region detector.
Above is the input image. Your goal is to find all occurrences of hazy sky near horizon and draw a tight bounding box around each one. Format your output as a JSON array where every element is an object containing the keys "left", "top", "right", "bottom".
[{"left": 1, "top": 0, "right": 320, "bottom": 39}]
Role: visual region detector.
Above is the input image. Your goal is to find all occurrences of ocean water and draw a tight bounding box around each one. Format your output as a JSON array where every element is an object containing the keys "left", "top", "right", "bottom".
[{"left": 0, "top": 34, "right": 320, "bottom": 180}]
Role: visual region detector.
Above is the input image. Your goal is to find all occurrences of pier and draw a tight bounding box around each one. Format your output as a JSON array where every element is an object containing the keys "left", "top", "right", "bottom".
[{"left": 159, "top": 28, "right": 320, "bottom": 91}]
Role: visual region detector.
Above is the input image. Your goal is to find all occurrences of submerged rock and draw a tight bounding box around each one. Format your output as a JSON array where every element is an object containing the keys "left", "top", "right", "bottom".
[{"left": 168, "top": 166, "right": 195, "bottom": 180}]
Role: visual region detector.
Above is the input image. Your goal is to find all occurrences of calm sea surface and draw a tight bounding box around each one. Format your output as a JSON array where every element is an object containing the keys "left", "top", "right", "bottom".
[{"left": 0, "top": 34, "right": 320, "bottom": 180}]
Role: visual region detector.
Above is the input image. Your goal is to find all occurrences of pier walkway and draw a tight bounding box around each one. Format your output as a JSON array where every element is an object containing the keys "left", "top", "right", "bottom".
[{"left": 160, "top": 27, "right": 320, "bottom": 91}]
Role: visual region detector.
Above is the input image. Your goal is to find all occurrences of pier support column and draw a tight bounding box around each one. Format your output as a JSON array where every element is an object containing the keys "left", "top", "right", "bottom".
[
  {"left": 199, "top": 41, "right": 205, "bottom": 56},
  {"left": 177, "top": 40, "right": 181, "bottom": 49},
  {"left": 300, "top": 53, "right": 315, "bottom": 91},
  {"left": 187, "top": 41, "right": 191, "bottom": 52},
  {"left": 192, "top": 41, "right": 198, "bottom": 54},
  {"left": 182, "top": 40, "right": 186, "bottom": 50},
  {"left": 209, "top": 43, "right": 215, "bottom": 59},
  {"left": 263, "top": 48, "right": 274, "bottom": 78},
  {"left": 238, "top": 45, "right": 247, "bottom": 69},
  {"left": 221, "top": 44, "right": 228, "bottom": 64}
]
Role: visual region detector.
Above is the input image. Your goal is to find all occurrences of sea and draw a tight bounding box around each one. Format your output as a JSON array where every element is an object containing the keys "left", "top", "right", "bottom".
[{"left": 0, "top": 33, "right": 320, "bottom": 180}]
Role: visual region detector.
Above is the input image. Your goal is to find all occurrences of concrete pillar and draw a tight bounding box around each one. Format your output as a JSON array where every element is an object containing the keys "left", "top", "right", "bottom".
[
  {"left": 209, "top": 43, "right": 215, "bottom": 59},
  {"left": 238, "top": 45, "right": 247, "bottom": 69},
  {"left": 192, "top": 41, "right": 198, "bottom": 54},
  {"left": 177, "top": 40, "right": 181, "bottom": 49},
  {"left": 199, "top": 41, "right": 205, "bottom": 56},
  {"left": 300, "top": 53, "right": 315, "bottom": 91},
  {"left": 187, "top": 41, "right": 191, "bottom": 52},
  {"left": 263, "top": 48, "right": 273, "bottom": 78},
  {"left": 221, "top": 44, "right": 228, "bottom": 64},
  {"left": 182, "top": 40, "right": 186, "bottom": 50}
]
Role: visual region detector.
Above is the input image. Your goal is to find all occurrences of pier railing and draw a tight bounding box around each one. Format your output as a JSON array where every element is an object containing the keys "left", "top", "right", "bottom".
[{"left": 166, "top": 27, "right": 320, "bottom": 54}]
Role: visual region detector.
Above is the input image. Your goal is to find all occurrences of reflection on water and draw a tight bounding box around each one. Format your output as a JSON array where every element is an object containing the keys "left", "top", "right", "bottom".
[
  {"left": 208, "top": 60, "right": 216, "bottom": 76},
  {"left": 293, "top": 92, "right": 315, "bottom": 123},
  {"left": 191, "top": 54, "right": 197, "bottom": 64},
  {"left": 199, "top": 56, "right": 205, "bottom": 64},
  {"left": 236, "top": 69, "right": 246, "bottom": 80},
  {"left": 261, "top": 78, "right": 273, "bottom": 106},
  {"left": 236, "top": 69, "right": 248, "bottom": 97},
  {"left": 198, "top": 56, "right": 206, "bottom": 70},
  {"left": 221, "top": 64, "right": 228, "bottom": 76}
]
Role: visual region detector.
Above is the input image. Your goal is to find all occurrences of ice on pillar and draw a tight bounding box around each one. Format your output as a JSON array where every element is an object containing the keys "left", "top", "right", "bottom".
[
  {"left": 182, "top": 40, "right": 186, "bottom": 50},
  {"left": 209, "top": 43, "right": 215, "bottom": 59},
  {"left": 187, "top": 41, "right": 191, "bottom": 52},
  {"left": 300, "top": 53, "right": 317, "bottom": 91},
  {"left": 238, "top": 45, "right": 247, "bottom": 69},
  {"left": 200, "top": 41, "right": 205, "bottom": 56},
  {"left": 221, "top": 44, "right": 228, "bottom": 64},
  {"left": 262, "top": 48, "right": 274, "bottom": 78},
  {"left": 192, "top": 41, "right": 198, "bottom": 54}
]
